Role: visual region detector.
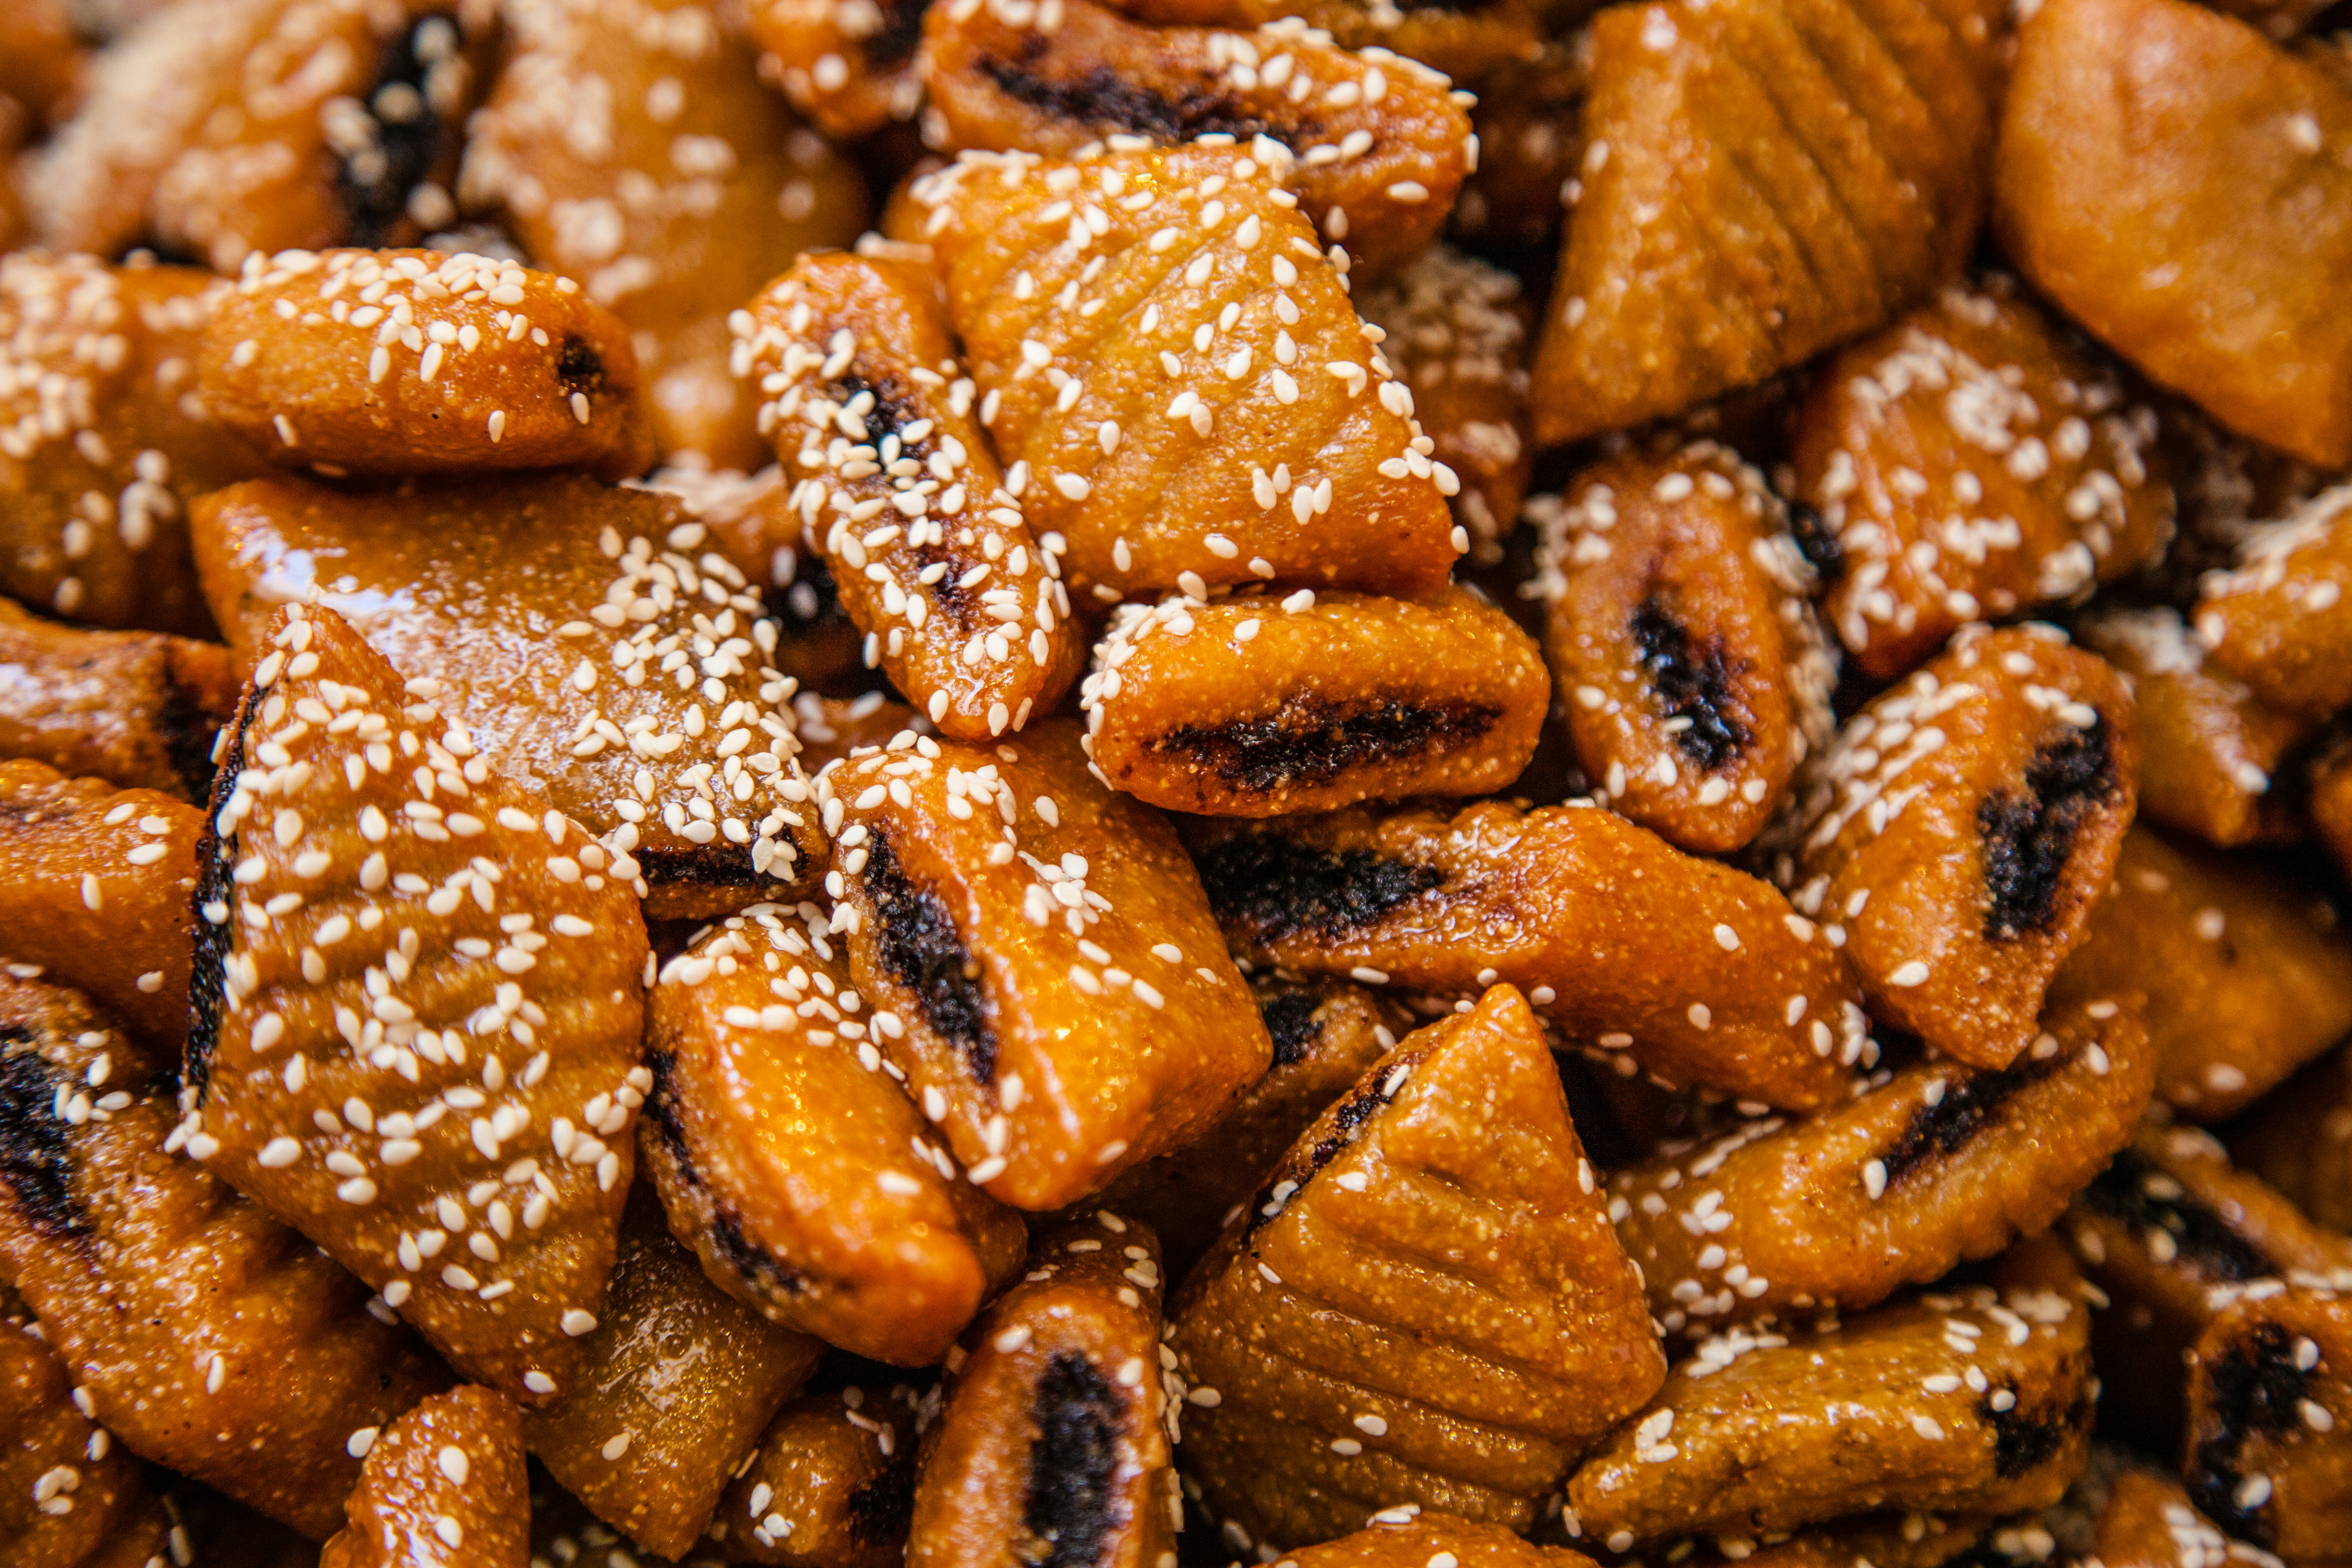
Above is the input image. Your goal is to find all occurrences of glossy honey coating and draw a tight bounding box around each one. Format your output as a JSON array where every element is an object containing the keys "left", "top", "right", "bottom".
[
  {"left": 1190, "top": 799, "right": 1865, "bottom": 1111},
  {"left": 793, "top": 692, "right": 933, "bottom": 772},
  {"left": 1792, "top": 278, "right": 2175, "bottom": 681},
  {"left": 1091, "top": 974, "right": 1405, "bottom": 1277},
  {"left": 716, "top": 1384, "right": 923, "bottom": 1568},
  {"left": 1772, "top": 626, "right": 2140, "bottom": 1069},
  {"left": 321, "top": 1385, "right": 529, "bottom": 1568},
  {"left": 455, "top": 0, "right": 869, "bottom": 469},
  {"left": 2073, "top": 606, "right": 2308, "bottom": 848},
  {"left": 2048, "top": 828, "right": 2352, "bottom": 1120},
  {"left": 520, "top": 1192, "right": 827, "bottom": 1559},
  {"left": 1565, "top": 1287, "right": 2093, "bottom": 1551},
  {"left": 668, "top": 471, "right": 872, "bottom": 699},
  {"left": 1277, "top": 1509, "right": 1603, "bottom": 1567},
  {"left": 744, "top": 0, "right": 929, "bottom": 139},
  {"left": 1526, "top": 0, "right": 2001, "bottom": 448},
  {"left": 1447, "top": 37, "right": 1586, "bottom": 253},
  {"left": 0, "top": 255, "right": 257, "bottom": 635},
  {"left": 1080, "top": 583, "right": 1548, "bottom": 817},
  {"left": 823, "top": 717, "right": 1270, "bottom": 1209},
  {"left": 197, "top": 248, "right": 653, "bottom": 480},
  {"left": 1169, "top": 986, "right": 1666, "bottom": 1550},
  {"left": 1089, "top": 0, "right": 1546, "bottom": 83},
  {"left": 1994, "top": 0, "right": 2352, "bottom": 469},
  {"left": 905, "top": 144, "right": 1462, "bottom": 601},
  {"left": 907, "top": 1213, "right": 1177, "bottom": 1568},
  {"left": 0, "top": 972, "right": 452, "bottom": 1540},
  {"left": 530, "top": 1478, "right": 719, "bottom": 1568},
  {"left": 0, "top": 762, "right": 201, "bottom": 1051},
  {"left": 643, "top": 901, "right": 1028, "bottom": 1365},
  {"left": 735, "top": 252, "right": 1085, "bottom": 740},
  {"left": 0, "top": 1314, "right": 172, "bottom": 1568},
  {"left": 918, "top": 0, "right": 1475, "bottom": 279},
  {"left": 2184, "top": 1285, "right": 2352, "bottom": 1560},
  {"left": 190, "top": 472, "right": 823, "bottom": 920},
  {"left": 2092, "top": 1469, "right": 2285, "bottom": 1568},
  {"left": 1608, "top": 994, "right": 2151, "bottom": 1336},
  {"left": 183, "top": 604, "right": 651, "bottom": 1403},
  {"left": 0, "top": 598, "right": 236, "bottom": 802},
  {"left": 2193, "top": 486, "right": 2352, "bottom": 719},
  {"left": 20, "top": 0, "right": 488, "bottom": 269},
  {"left": 1534, "top": 442, "right": 1835, "bottom": 854}
]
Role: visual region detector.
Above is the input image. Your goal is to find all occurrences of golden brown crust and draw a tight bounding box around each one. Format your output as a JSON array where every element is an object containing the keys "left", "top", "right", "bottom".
[
  {"left": 0, "top": 0, "right": 83, "bottom": 131},
  {"left": 1279, "top": 1511, "right": 1604, "bottom": 1567},
  {"left": 716, "top": 1385, "right": 923, "bottom": 1568},
  {"left": 0, "top": 1315, "right": 164, "bottom": 1568},
  {"left": 2194, "top": 487, "right": 2352, "bottom": 719},
  {"left": 0, "top": 598, "right": 236, "bottom": 802},
  {"left": 2093, "top": 1470, "right": 2282, "bottom": 1568},
  {"left": 322, "top": 1385, "right": 529, "bottom": 1568},
  {"left": 2184, "top": 1286, "right": 2352, "bottom": 1560},
  {"left": 1448, "top": 38, "right": 1586, "bottom": 253},
  {"left": 745, "top": 0, "right": 928, "bottom": 139},
  {"left": 1089, "top": 0, "right": 1547, "bottom": 83},
  {"left": 2234, "top": 1048, "right": 2352, "bottom": 1238}
]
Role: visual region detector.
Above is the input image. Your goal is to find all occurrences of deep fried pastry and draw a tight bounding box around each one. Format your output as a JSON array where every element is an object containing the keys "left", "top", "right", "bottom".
[
  {"left": 792, "top": 691, "right": 931, "bottom": 772},
  {"left": 919, "top": 0, "right": 1475, "bottom": 278},
  {"left": 2229, "top": 1050, "right": 2352, "bottom": 1238},
  {"left": 643, "top": 901, "right": 1027, "bottom": 1364},
  {"left": 1089, "top": 0, "right": 1545, "bottom": 83},
  {"left": 1661, "top": 1511, "right": 1999, "bottom": 1568},
  {"left": 2193, "top": 487, "right": 2352, "bottom": 719},
  {"left": 0, "top": 0, "right": 82, "bottom": 133},
  {"left": 0, "top": 254, "right": 255, "bottom": 635},
  {"left": 321, "top": 1385, "right": 527, "bottom": 1568},
  {"left": 1533, "top": 442, "right": 1835, "bottom": 854},
  {"left": 1565, "top": 1288, "right": 2093, "bottom": 1550},
  {"left": 1080, "top": 583, "right": 1548, "bottom": 817},
  {"left": 2184, "top": 1285, "right": 2352, "bottom": 1560},
  {"left": 22, "top": 0, "right": 489, "bottom": 269},
  {"left": 1168, "top": 986, "right": 1666, "bottom": 1549},
  {"left": 0, "top": 762, "right": 200, "bottom": 1051},
  {"left": 2073, "top": 607, "right": 2308, "bottom": 848},
  {"left": 1792, "top": 279, "right": 2174, "bottom": 680},
  {"left": 1092, "top": 975, "right": 1403, "bottom": 1276},
  {"left": 0, "top": 972, "right": 450, "bottom": 1539},
  {"left": 0, "top": 1315, "right": 173, "bottom": 1568},
  {"left": 1772, "top": 626, "right": 2139, "bottom": 1068},
  {"left": 1996, "top": 0, "right": 2352, "bottom": 468},
  {"left": 456, "top": 0, "right": 869, "bottom": 469},
  {"left": 1448, "top": 39, "right": 1586, "bottom": 253},
  {"left": 823, "top": 717, "right": 1269, "bottom": 1209},
  {"left": 716, "top": 1384, "right": 922, "bottom": 1568},
  {"left": 1279, "top": 1509, "right": 1602, "bottom": 1566},
  {"left": 183, "top": 604, "right": 650, "bottom": 1402},
  {"left": 735, "top": 252, "right": 1085, "bottom": 740},
  {"left": 190, "top": 472, "right": 822, "bottom": 919},
  {"left": 745, "top": 0, "right": 929, "bottom": 139},
  {"left": 198, "top": 248, "right": 652, "bottom": 480},
  {"left": 1608, "top": 994, "right": 2151, "bottom": 1335},
  {"left": 1191, "top": 799, "right": 1865, "bottom": 1110},
  {"left": 907, "top": 145, "right": 1462, "bottom": 601},
  {"left": 520, "top": 1192, "right": 826, "bottom": 1559},
  {"left": 2048, "top": 828, "right": 2352, "bottom": 1120},
  {"left": 0, "top": 599, "right": 235, "bottom": 802},
  {"left": 908, "top": 1215, "right": 1176, "bottom": 1568},
  {"left": 1527, "top": 0, "right": 2001, "bottom": 446},
  {"left": 2093, "top": 1470, "right": 2284, "bottom": 1568}
]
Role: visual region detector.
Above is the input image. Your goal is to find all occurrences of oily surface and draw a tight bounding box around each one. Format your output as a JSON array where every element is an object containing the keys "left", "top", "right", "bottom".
[
  {"left": 718, "top": 1384, "right": 923, "bottom": 1568},
  {"left": 0, "top": 597, "right": 237, "bottom": 801},
  {"left": 2185, "top": 1287, "right": 2352, "bottom": 1559},
  {"left": 2194, "top": 487, "right": 2352, "bottom": 719},
  {"left": 321, "top": 1385, "right": 529, "bottom": 1568}
]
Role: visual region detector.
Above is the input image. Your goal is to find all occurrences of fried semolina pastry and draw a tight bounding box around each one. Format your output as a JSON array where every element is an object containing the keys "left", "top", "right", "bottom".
[
  {"left": 1090, "top": 0, "right": 1545, "bottom": 84},
  {"left": 0, "top": 762, "right": 200, "bottom": 1051},
  {"left": 744, "top": 0, "right": 928, "bottom": 140},
  {"left": 1772, "top": 626, "right": 2139, "bottom": 1069},
  {"left": 321, "top": 1386, "right": 528, "bottom": 1568},
  {"left": 918, "top": 0, "right": 1475, "bottom": 280},
  {"left": 1354, "top": 248, "right": 1533, "bottom": 562},
  {"left": 0, "top": 254, "right": 258, "bottom": 636},
  {"left": 1607, "top": 993, "right": 2151, "bottom": 1336},
  {"left": 1190, "top": 800, "right": 1864, "bottom": 1111},
  {"left": 907, "top": 1213, "right": 1178, "bottom": 1568},
  {"left": 183, "top": 604, "right": 651, "bottom": 1403},
  {"left": 906, "top": 145, "right": 1462, "bottom": 602},
  {"left": 1533, "top": 442, "right": 1836, "bottom": 855},
  {"left": 0, "top": 972, "right": 451, "bottom": 1539},
  {"left": 1792, "top": 277, "right": 2176, "bottom": 681},
  {"left": 2094, "top": 1470, "right": 2286, "bottom": 1568},
  {"left": 2184, "top": 1285, "right": 2352, "bottom": 1561},
  {"left": 531, "top": 1477, "right": 716, "bottom": 1568},
  {"left": 455, "top": 0, "right": 869, "bottom": 471},
  {"left": 823, "top": 718, "right": 1270, "bottom": 1210},
  {"left": 1449, "top": 38, "right": 1587, "bottom": 253},
  {"left": 2235, "top": 1048, "right": 2352, "bottom": 1236},
  {"left": 197, "top": 248, "right": 653, "bottom": 481},
  {"left": 793, "top": 692, "right": 931, "bottom": 772},
  {"left": 520, "top": 1192, "right": 826, "bottom": 1560},
  {"left": 0, "top": 0, "right": 82, "bottom": 132},
  {"left": 715, "top": 1384, "right": 922, "bottom": 1568},
  {"left": 1996, "top": 0, "right": 2352, "bottom": 468},
  {"left": 190, "top": 472, "right": 823, "bottom": 921},
  {"left": 0, "top": 598, "right": 237, "bottom": 803},
  {"left": 642, "top": 901, "right": 1028, "bottom": 1365},
  {"left": 1168, "top": 986, "right": 1665, "bottom": 1550},
  {"left": 1, "top": 1314, "right": 175, "bottom": 1568},
  {"left": 2048, "top": 828, "right": 2352, "bottom": 1120},
  {"left": 2193, "top": 487, "right": 2352, "bottom": 719},
  {"left": 21, "top": 0, "right": 489, "bottom": 270},
  {"left": 1277, "top": 1509, "right": 1603, "bottom": 1567},
  {"left": 1091, "top": 974, "right": 1404, "bottom": 1277},
  {"left": 1658, "top": 1510, "right": 1998, "bottom": 1568},
  {"left": 1527, "top": 0, "right": 2002, "bottom": 449},
  {"left": 2072, "top": 607, "right": 2309, "bottom": 848},
  {"left": 735, "top": 253, "right": 1086, "bottom": 741},
  {"left": 1566, "top": 1287, "right": 2093, "bottom": 1552},
  {"left": 1080, "top": 583, "right": 1549, "bottom": 817}
]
